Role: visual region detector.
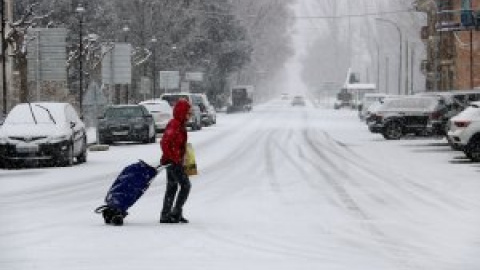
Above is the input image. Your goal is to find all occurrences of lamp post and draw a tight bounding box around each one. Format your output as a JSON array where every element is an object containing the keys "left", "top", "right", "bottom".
[
  {"left": 1, "top": 0, "right": 7, "bottom": 116},
  {"left": 376, "top": 18, "right": 402, "bottom": 95},
  {"left": 122, "top": 25, "right": 130, "bottom": 103},
  {"left": 76, "top": 4, "right": 85, "bottom": 114},
  {"left": 151, "top": 37, "right": 157, "bottom": 99},
  {"left": 373, "top": 38, "right": 380, "bottom": 93}
]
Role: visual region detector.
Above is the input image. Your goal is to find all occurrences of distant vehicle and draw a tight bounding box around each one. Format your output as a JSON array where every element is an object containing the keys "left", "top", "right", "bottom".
[
  {"left": 334, "top": 83, "right": 377, "bottom": 110},
  {"left": 447, "top": 101, "right": 480, "bottom": 161},
  {"left": 227, "top": 85, "right": 254, "bottom": 113},
  {"left": 97, "top": 105, "right": 156, "bottom": 144},
  {"left": 291, "top": 95, "right": 306, "bottom": 106},
  {"left": 280, "top": 93, "right": 289, "bottom": 100},
  {"left": 160, "top": 93, "right": 203, "bottom": 131},
  {"left": 334, "top": 88, "right": 353, "bottom": 109},
  {"left": 0, "top": 102, "right": 87, "bottom": 168},
  {"left": 368, "top": 96, "right": 451, "bottom": 140},
  {"left": 138, "top": 99, "right": 173, "bottom": 132},
  {"left": 192, "top": 93, "right": 216, "bottom": 126}
]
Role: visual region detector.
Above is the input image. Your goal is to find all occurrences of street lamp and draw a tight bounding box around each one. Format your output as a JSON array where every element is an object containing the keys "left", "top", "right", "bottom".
[
  {"left": 375, "top": 18, "right": 402, "bottom": 96},
  {"left": 1, "top": 0, "right": 7, "bottom": 116},
  {"left": 151, "top": 37, "right": 157, "bottom": 99},
  {"left": 76, "top": 3, "right": 85, "bottom": 114},
  {"left": 122, "top": 25, "right": 130, "bottom": 103}
]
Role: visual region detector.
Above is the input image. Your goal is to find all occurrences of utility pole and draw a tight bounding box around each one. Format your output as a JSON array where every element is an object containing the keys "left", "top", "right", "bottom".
[
  {"left": 386, "top": 57, "right": 390, "bottom": 94},
  {"left": 405, "top": 40, "right": 409, "bottom": 95},
  {"left": 76, "top": 4, "right": 85, "bottom": 115},
  {"left": 1, "top": 0, "right": 6, "bottom": 115},
  {"left": 376, "top": 18, "right": 402, "bottom": 95}
]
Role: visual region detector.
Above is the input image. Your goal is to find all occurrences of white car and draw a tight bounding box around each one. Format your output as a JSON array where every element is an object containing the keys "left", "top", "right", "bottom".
[
  {"left": 0, "top": 102, "right": 87, "bottom": 168},
  {"left": 447, "top": 101, "right": 480, "bottom": 161},
  {"left": 139, "top": 99, "right": 173, "bottom": 132}
]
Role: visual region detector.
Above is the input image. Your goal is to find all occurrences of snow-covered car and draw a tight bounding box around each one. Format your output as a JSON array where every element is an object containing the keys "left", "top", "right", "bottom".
[
  {"left": 97, "top": 105, "right": 156, "bottom": 144},
  {"left": 0, "top": 102, "right": 87, "bottom": 168},
  {"left": 138, "top": 99, "right": 173, "bottom": 132},
  {"left": 192, "top": 93, "right": 216, "bottom": 126},
  {"left": 447, "top": 101, "right": 480, "bottom": 161},
  {"left": 368, "top": 96, "right": 449, "bottom": 140}
]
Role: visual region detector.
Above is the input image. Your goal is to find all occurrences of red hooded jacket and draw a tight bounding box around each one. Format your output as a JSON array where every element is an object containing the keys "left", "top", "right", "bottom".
[{"left": 160, "top": 99, "right": 191, "bottom": 165}]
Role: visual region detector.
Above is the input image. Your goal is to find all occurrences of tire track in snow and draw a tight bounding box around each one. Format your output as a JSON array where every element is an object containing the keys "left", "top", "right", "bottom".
[{"left": 302, "top": 129, "right": 418, "bottom": 270}]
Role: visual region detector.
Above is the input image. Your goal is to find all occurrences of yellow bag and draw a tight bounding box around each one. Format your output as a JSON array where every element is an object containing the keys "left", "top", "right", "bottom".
[{"left": 184, "top": 143, "right": 198, "bottom": 176}]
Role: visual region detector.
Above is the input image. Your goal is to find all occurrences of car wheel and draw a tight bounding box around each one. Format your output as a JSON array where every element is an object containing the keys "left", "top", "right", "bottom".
[
  {"left": 58, "top": 144, "right": 74, "bottom": 167},
  {"left": 149, "top": 129, "right": 157, "bottom": 143},
  {"left": 382, "top": 121, "right": 403, "bottom": 140},
  {"left": 77, "top": 138, "right": 88, "bottom": 164},
  {"left": 465, "top": 136, "right": 480, "bottom": 162}
]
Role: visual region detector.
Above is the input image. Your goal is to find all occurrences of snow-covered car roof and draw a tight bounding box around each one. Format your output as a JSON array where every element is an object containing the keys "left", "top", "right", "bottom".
[{"left": 378, "top": 96, "right": 441, "bottom": 112}]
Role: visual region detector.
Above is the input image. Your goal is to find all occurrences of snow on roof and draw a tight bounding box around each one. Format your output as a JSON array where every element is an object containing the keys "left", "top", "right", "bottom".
[{"left": 345, "top": 83, "right": 376, "bottom": 90}]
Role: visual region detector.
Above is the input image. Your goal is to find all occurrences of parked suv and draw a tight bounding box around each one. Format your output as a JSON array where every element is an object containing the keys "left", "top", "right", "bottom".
[
  {"left": 97, "top": 105, "right": 156, "bottom": 144},
  {"left": 368, "top": 96, "right": 450, "bottom": 140},
  {"left": 447, "top": 101, "right": 480, "bottom": 161},
  {"left": 0, "top": 102, "right": 87, "bottom": 168},
  {"left": 192, "top": 93, "right": 216, "bottom": 126},
  {"left": 160, "top": 93, "right": 203, "bottom": 131}
]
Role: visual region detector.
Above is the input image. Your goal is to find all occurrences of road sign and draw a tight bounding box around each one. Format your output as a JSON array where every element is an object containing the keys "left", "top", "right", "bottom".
[
  {"left": 139, "top": 76, "right": 151, "bottom": 95},
  {"left": 185, "top": 72, "right": 203, "bottom": 82},
  {"left": 27, "top": 28, "right": 68, "bottom": 82},
  {"left": 159, "top": 71, "right": 180, "bottom": 90},
  {"left": 101, "top": 43, "right": 132, "bottom": 84}
]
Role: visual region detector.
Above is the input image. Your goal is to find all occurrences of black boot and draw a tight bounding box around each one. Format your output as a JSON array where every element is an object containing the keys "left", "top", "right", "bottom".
[
  {"left": 160, "top": 213, "right": 173, "bottom": 223},
  {"left": 170, "top": 209, "right": 189, "bottom": 224}
]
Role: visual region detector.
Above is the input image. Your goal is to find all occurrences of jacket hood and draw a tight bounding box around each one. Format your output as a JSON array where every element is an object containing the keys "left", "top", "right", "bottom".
[{"left": 173, "top": 99, "right": 191, "bottom": 123}]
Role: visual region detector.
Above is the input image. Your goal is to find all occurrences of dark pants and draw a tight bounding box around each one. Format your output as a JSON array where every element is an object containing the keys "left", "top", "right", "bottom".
[{"left": 161, "top": 164, "right": 191, "bottom": 216}]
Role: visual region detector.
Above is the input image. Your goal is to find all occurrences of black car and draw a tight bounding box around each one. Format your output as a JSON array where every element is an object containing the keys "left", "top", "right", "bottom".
[
  {"left": 368, "top": 96, "right": 451, "bottom": 140},
  {"left": 97, "top": 105, "right": 156, "bottom": 144},
  {"left": 291, "top": 96, "right": 306, "bottom": 106}
]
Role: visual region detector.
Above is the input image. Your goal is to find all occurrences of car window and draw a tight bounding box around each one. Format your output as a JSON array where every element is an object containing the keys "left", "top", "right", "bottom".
[
  {"left": 105, "top": 107, "right": 144, "bottom": 118},
  {"left": 161, "top": 95, "right": 189, "bottom": 106}
]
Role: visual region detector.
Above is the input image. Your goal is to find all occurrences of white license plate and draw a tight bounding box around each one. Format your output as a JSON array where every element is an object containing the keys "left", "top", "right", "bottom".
[
  {"left": 16, "top": 144, "right": 39, "bottom": 153},
  {"left": 112, "top": 131, "right": 128, "bottom": 136}
]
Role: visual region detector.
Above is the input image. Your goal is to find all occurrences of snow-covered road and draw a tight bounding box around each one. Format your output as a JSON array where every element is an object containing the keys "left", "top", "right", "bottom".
[{"left": 1, "top": 99, "right": 480, "bottom": 270}]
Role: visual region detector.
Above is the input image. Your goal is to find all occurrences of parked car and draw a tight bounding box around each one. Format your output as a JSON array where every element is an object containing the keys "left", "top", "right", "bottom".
[
  {"left": 447, "top": 101, "right": 480, "bottom": 161},
  {"left": 291, "top": 95, "right": 306, "bottom": 106},
  {"left": 97, "top": 105, "right": 156, "bottom": 144},
  {"left": 192, "top": 93, "right": 216, "bottom": 126},
  {"left": 138, "top": 99, "right": 173, "bottom": 132},
  {"left": 368, "top": 96, "right": 451, "bottom": 140},
  {"left": 160, "top": 93, "right": 203, "bottom": 131},
  {"left": 358, "top": 93, "right": 392, "bottom": 120},
  {"left": 416, "top": 91, "right": 474, "bottom": 136},
  {"left": 364, "top": 96, "right": 401, "bottom": 125},
  {"left": 0, "top": 102, "right": 87, "bottom": 168}
]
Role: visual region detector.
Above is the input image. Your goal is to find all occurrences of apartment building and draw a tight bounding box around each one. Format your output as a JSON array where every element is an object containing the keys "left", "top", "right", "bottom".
[{"left": 415, "top": 0, "right": 480, "bottom": 91}]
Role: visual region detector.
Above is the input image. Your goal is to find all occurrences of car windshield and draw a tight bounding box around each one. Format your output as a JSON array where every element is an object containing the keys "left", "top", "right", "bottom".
[
  {"left": 105, "top": 107, "right": 144, "bottom": 118},
  {"left": 5, "top": 104, "right": 62, "bottom": 125}
]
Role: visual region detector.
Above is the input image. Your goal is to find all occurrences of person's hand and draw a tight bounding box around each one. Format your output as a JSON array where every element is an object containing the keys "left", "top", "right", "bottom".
[{"left": 161, "top": 160, "right": 173, "bottom": 166}]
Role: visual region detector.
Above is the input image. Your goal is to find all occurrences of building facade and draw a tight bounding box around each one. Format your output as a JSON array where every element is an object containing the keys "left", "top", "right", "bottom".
[{"left": 415, "top": 0, "right": 480, "bottom": 91}]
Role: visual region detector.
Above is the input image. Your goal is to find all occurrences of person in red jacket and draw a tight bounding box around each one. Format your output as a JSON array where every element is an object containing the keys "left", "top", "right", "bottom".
[{"left": 160, "top": 99, "right": 192, "bottom": 223}]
